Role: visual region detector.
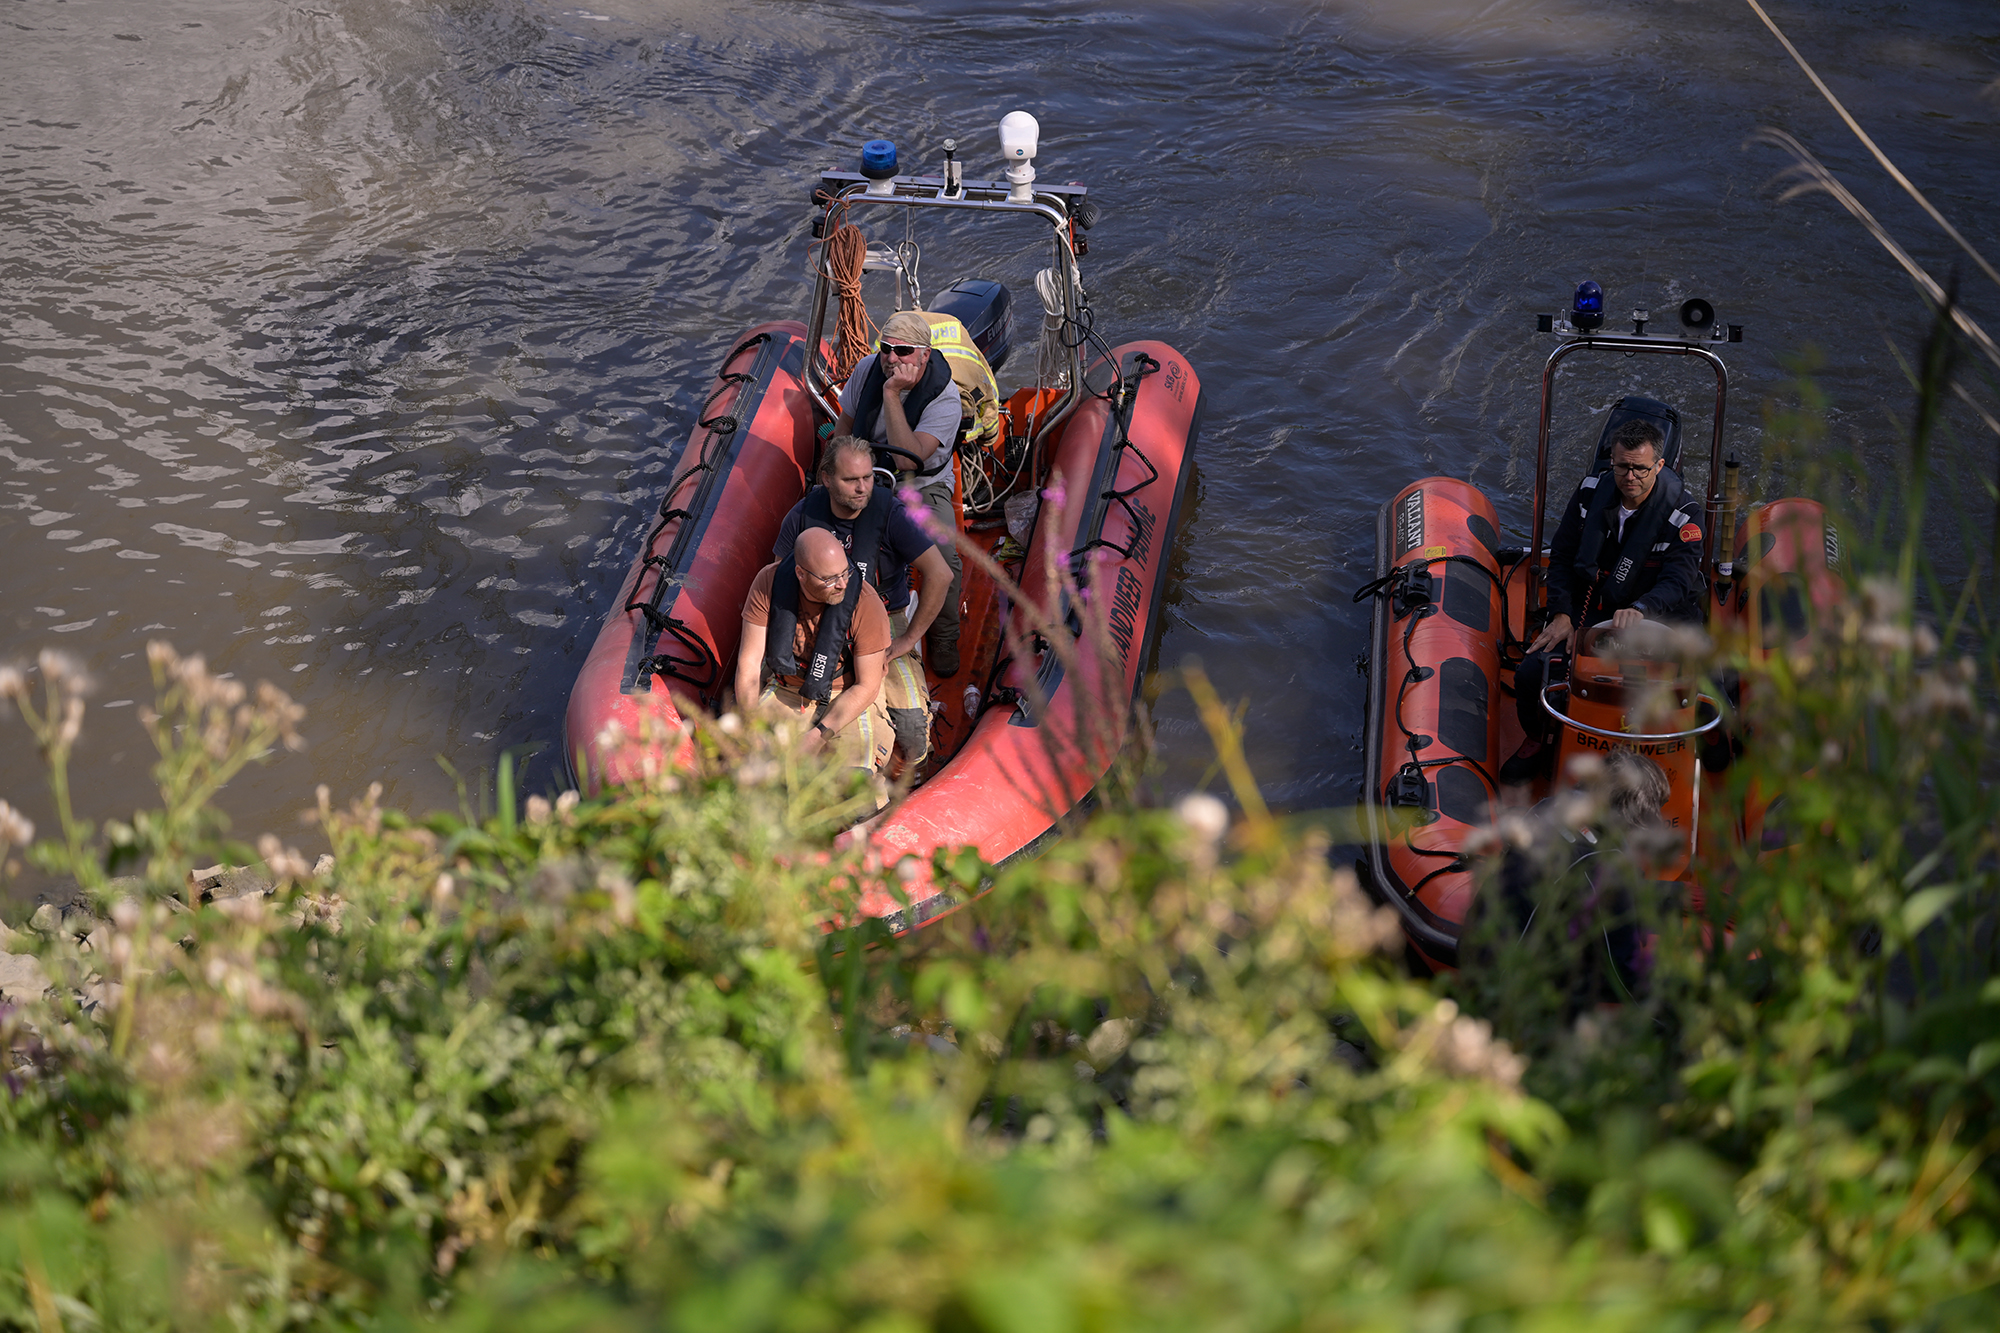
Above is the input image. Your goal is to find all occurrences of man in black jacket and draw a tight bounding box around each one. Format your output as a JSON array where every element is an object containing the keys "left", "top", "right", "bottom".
[
  {"left": 773, "top": 436, "right": 952, "bottom": 762},
  {"left": 1501, "top": 419, "right": 1705, "bottom": 785}
]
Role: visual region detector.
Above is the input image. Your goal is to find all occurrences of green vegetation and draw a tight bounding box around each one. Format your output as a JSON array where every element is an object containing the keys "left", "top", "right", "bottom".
[{"left": 4, "top": 357, "right": 2000, "bottom": 1329}]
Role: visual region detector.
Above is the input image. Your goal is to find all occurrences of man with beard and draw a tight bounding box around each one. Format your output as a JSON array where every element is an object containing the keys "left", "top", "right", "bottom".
[{"left": 773, "top": 435, "right": 951, "bottom": 763}]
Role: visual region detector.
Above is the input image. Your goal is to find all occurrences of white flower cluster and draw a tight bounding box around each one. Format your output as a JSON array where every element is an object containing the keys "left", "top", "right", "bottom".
[
  {"left": 146, "top": 640, "right": 305, "bottom": 756},
  {"left": 1408, "top": 998, "right": 1527, "bottom": 1091},
  {"left": 1174, "top": 792, "right": 1229, "bottom": 871},
  {"left": 0, "top": 650, "right": 93, "bottom": 752},
  {"left": 523, "top": 792, "right": 581, "bottom": 829},
  {"left": 256, "top": 833, "right": 315, "bottom": 884},
  {"left": 0, "top": 798, "right": 32, "bottom": 852}
]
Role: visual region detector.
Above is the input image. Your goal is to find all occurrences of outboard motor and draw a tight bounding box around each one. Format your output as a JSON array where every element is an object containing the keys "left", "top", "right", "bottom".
[{"left": 929, "top": 278, "right": 1013, "bottom": 371}]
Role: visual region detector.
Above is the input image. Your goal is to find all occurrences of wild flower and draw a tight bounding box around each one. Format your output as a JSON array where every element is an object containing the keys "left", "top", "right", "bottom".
[
  {"left": 36, "top": 649, "right": 91, "bottom": 694},
  {"left": 896, "top": 484, "right": 943, "bottom": 540},
  {"left": 1174, "top": 791, "right": 1228, "bottom": 853},
  {"left": 256, "top": 833, "right": 314, "bottom": 884},
  {"left": 0, "top": 799, "right": 32, "bottom": 851},
  {"left": 1409, "top": 998, "right": 1528, "bottom": 1091}
]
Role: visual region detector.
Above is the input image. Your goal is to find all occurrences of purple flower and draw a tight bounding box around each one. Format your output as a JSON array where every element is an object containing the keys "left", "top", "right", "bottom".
[{"left": 898, "top": 486, "right": 947, "bottom": 541}]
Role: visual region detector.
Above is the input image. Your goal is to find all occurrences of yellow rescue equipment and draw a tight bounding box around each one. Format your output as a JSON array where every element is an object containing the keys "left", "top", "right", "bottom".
[{"left": 903, "top": 311, "right": 1000, "bottom": 451}]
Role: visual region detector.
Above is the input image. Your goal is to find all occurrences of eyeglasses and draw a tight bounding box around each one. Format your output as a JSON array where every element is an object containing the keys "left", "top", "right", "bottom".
[
  {"left": 1610, "top": 461, "right": 1659, "bottom": 477},
  {"left": 799, "top": 565, "right": 851, "bottom": 589},
  {"left": 879, "top": 343, "right": 922, "bottom": 358}
]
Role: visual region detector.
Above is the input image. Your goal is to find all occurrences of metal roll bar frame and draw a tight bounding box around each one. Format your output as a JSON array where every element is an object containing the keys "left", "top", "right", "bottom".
[
  {"left": 1529, "top": 334, "right": 1730, "bottom": 615},
  {"left": 801, "top": 171, "right": 1092, "bottom": 480}
]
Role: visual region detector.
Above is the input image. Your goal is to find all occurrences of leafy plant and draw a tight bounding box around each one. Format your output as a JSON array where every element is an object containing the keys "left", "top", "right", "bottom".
[{"left": 5, "top": 302, "right": 2000, "bottom": 1329}]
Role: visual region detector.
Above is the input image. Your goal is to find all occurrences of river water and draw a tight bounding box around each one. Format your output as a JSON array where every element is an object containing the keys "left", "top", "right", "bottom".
[{"left": 3, "top": 0, "right": 1996, "bottom": 885}]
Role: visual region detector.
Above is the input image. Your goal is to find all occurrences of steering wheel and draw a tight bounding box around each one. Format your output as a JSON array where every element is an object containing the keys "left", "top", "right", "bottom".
[{"left": 873, "top": 443, "right": 927, "bottom": 470}]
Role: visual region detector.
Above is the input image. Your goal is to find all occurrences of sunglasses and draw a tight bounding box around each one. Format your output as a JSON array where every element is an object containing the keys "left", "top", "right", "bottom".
[{"left": 879, "top": 342, "right": 923, "bottom": 357}]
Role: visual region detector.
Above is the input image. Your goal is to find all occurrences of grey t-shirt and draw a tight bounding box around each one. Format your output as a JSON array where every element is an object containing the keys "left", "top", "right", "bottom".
[{"left": 839, "top": 353, "right": 963, "bottom": 481}]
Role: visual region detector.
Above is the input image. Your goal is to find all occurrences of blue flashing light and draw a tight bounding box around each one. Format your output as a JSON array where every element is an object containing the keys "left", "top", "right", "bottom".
[
  {"left": 860, "top": 139, "right": 898, "bottom": 180},
  {"left": 1572, "top": 280, "right": 1604, "bottom": 331}
]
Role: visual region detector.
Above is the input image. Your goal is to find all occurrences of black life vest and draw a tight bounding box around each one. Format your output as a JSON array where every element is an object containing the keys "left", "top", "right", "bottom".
[
  {"left": 798, "top": 485, "right": 889, "bottom": 593},
  {"left": 1571, "top": 467, "right": 1698, "bottom": 622},
  {"left": 764, "top": 557, "right": 861, "bottom": 704},
  {"left": 849, "top": 349, "right": 954, "bottom": 477}
]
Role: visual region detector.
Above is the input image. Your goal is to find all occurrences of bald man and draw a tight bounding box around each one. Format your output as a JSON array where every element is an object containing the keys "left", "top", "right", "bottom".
[{"left": 735, "top": 525, "right": 893, "bottom": 773}]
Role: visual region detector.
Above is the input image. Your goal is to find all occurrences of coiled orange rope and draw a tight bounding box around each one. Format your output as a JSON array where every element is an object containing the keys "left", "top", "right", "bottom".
[{"left": 817, "top": 201, "right": 874, "bottom": 385}]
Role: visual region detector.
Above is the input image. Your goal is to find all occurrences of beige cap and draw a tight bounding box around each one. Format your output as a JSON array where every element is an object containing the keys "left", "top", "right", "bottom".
[{"left": 878, "top": 309, "right": 932, "bottom": 349}]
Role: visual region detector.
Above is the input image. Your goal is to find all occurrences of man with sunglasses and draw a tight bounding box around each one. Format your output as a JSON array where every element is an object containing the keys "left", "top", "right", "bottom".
[
  {"left": 735, "top": 526, "right": 894, "bottom": 778},
  {"left": 833, "top": 309, "right": 966, "bottom": 675},
  {"left": 1502, "top": 418, "right": 1704, "bottom": 785}
]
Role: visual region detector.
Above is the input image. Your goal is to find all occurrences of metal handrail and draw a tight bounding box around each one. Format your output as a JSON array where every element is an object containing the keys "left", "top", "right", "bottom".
[
  {"left": 802, "top": 359, "right": 842, "bottom": 421},
  {"left": 1540, "top": 682, "right": 1725, "bottom": 743},
  {"left": 801, "top": 174, "right": 1089, "bottom": 467}
]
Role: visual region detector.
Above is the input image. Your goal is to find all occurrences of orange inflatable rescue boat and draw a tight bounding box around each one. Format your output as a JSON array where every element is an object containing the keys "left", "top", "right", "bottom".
[
  {"left": 564, "top": 115, "right": 1200, "bottom": 932},
  {"left": 1357, "top": 284, "right": 1840, "bottom": 969}
]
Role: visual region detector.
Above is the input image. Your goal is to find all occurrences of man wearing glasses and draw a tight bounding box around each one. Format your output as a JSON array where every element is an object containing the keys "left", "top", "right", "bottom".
[
  {"left": 773, "top": 436, "right": 953, "bottom": 764},
  {"left": 1501, "top": 419, "right": 1704, "bottom": 785},
  {"left": 833, "top": 309, "right": 966, "bottom": 675},
  {"left": 735, "top": 526, "right": 894, "bottom": 779}
]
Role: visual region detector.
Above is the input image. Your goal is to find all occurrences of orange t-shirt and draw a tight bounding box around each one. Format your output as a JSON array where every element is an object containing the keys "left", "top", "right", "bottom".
[{"left": 742, "top": 562, "right": 891, "bottom": 692}]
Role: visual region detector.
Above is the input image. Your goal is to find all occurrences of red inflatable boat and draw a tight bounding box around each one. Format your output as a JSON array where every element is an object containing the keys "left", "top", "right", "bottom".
[
  {"left": 565, "top": 118, "right": 1200, "bottom": 931},
  {"left": 1357, "top": 286, "right": 1837, "bottom": 970}
]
